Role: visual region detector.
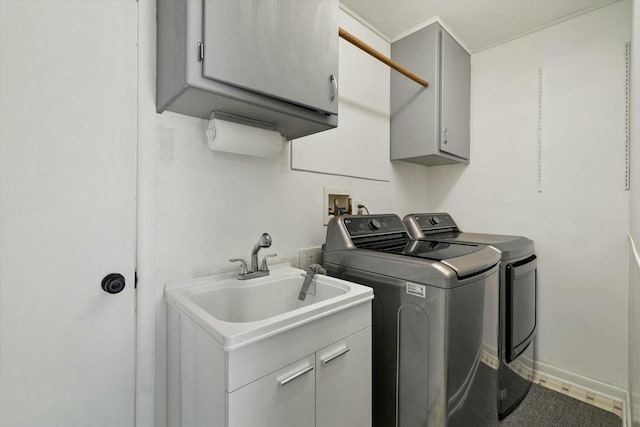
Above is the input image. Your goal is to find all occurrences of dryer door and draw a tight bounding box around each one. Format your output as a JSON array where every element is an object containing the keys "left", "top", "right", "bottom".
[{"left": 506, "top": 255, "right": 537, "bottom": 362}]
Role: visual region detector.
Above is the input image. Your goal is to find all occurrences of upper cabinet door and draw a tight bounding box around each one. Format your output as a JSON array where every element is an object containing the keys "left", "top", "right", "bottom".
[
  {"left": 439, "top": 29, "right": 470, "bottom": 159},
  {"left": 202, "top": 0, "right": 338, "bottom": 115}
]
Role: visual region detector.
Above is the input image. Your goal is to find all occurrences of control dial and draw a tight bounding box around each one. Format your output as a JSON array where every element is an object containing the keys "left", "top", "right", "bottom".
[
  {"left": 369, "top": 218, "right": 382, "bottom": 231},
  {"left": 429, "top": 216, "right": 441, "bottom": 226}
]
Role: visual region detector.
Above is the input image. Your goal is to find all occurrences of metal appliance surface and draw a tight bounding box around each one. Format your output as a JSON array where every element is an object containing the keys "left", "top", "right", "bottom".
[
  {"left": 324, "top": 214, "right": 501, "bottom": 426},
  {"left": 403, "top": 213, "right": 537, "bottom": 420}
]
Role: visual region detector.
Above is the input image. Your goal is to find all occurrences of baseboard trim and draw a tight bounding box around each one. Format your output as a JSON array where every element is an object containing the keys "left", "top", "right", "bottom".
[
  {"left": 535, "top": 360, "right": 628, "bottom": 425},
  {"left": 631, "top": 397, "right": 640, "bottom": 427}
]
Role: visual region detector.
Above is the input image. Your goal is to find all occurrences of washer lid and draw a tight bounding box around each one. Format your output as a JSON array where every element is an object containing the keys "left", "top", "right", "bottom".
[
  {"left": 382, "top": 240, "right": 500, "bottom": 278},
  {"left": 436, "top": 232, "right": 535, "bottom": 260},
  {"left": 384, "top": 240, "right": 483, "bottom": 261}
]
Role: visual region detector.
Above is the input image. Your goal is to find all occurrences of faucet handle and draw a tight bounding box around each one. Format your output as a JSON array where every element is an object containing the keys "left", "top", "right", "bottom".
[
  {"left": 260, "top": 254, "right": 277, "bottom": 272},
  {"left": 229, "top": 258, "right": 248, "bottom": 276}
]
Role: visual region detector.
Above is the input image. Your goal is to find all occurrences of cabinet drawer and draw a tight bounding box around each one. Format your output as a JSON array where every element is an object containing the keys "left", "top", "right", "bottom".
[
  {"left": 227, "top": 354, "right": 316, "bottom": 427},
  {"left": 316, "top": 327, "right": 372, "bottom": 427}
]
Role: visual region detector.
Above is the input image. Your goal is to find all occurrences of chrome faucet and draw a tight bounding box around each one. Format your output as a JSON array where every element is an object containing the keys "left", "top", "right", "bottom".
[
  {"left": 230, "top": 233, "right": 276, "bottom": 280},
  {"left": 298, "top": 263, "right": 326, "bottom": 301},
  {"left": 251, "top": 232, "right": 272, "bottom": 273}
]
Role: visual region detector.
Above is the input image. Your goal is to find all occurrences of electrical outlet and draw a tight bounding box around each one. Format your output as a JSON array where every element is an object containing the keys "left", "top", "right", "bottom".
[
  {"left": 298, "top": 246, "right": 323, "bottom": 271},
  {"left": 354, "top": 200, "right": 366, "bottom": 215}
]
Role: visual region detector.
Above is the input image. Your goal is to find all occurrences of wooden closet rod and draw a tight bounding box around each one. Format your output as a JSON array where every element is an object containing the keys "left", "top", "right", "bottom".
[{"left": 338, "top": 27, "right": 429, "bottom": 88}]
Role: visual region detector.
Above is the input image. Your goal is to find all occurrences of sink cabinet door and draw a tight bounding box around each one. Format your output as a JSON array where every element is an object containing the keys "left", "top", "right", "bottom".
[
  {"left": 227, "top": 354, "right": 316, "bottom": 427},
  {"left": 316, "top": 327, "right": 372, "bottom": 427}
]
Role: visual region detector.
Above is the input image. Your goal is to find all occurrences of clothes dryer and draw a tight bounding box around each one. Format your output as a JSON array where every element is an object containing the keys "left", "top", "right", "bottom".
[{"left": 403, "top": 213, "right": 537, "bottom": 419}]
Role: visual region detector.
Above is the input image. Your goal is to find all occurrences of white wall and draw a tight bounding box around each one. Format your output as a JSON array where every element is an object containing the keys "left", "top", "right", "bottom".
[
  {"left": 427, "top": 1, "right": 631, "bottom": 390},
  {"left": 291, "top": 11, "right": 393, "bottom": 181},
  {"left": 135, "top": 3, "right": 431, "bottom": 425},
  {"left": 628, "top": 0, "right": 640, "bottom": 424}
]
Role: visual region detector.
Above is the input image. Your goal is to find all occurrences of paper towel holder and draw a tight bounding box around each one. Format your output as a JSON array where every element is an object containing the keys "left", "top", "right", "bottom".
[
  {"left": 209, "top": 111, "right": 277, "bottom": 132},
  {"left": 207, "top": 111, "right": 285, "bottom": 158}
]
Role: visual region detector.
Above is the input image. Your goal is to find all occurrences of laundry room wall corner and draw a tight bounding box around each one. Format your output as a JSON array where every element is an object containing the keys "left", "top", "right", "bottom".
[
  {"left": 136, "top": 0, "right": 160, "bottom": 426},
  {"left": 426, "top": 1, "right": 631, "bottom": 390}
]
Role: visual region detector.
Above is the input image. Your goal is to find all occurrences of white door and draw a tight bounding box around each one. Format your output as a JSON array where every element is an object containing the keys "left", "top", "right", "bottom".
[{"left": 0, "top": 1, "right": 137, "bottom": 426}]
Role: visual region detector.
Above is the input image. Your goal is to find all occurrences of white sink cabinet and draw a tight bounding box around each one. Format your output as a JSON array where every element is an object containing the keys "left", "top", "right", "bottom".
[{"left": 165, "top": 265, "right": 373, "bottom": 427}]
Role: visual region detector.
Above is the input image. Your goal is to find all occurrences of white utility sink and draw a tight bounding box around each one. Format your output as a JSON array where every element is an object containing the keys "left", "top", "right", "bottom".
[{"left": 165, "top": 263, "right": 373, "bottom": 351}]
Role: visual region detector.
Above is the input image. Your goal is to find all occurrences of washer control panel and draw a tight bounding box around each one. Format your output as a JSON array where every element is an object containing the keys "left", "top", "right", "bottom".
[
  {"left": 344, "top": 215, "right": 406, "bottom": 237},
  {"left": 412, "top": 213, "right": 458, "bottom": 231}
]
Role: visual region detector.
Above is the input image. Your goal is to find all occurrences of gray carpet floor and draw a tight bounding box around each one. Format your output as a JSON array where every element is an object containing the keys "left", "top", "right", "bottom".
[
  {"left": 502, "top": 384, "right": 622, "bottom": 427},
  {"left": 446, "top": 362, "right": 622, "bottom": 426}
]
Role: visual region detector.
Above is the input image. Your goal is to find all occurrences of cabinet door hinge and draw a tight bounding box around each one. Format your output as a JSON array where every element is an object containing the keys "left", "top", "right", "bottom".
[
  {"left": 197, "top": 41, "right": 204, "bottom": 62},
  {"left": 134, "top": 271, "right": 138, "bottom": 289}
]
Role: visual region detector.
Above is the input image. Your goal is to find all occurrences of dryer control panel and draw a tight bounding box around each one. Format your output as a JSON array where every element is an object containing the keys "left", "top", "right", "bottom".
[{"left": 410, "top": 213, "right": 458, "bottom": 233}]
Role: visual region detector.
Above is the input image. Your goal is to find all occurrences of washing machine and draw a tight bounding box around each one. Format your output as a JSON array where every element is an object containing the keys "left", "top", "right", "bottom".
[
  {"left": 403, "top": 213, "right": 537, "bottom": 420},
  {"left": 323, "top": 214, "right": 501, "bottom": 427}
]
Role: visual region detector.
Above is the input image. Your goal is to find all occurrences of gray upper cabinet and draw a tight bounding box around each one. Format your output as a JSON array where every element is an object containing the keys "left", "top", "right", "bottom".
[
  {"left": 391, "top": 23, "right": 470, "bottom": 166},
  {"left": 157, "top": 0, "right": 338, "bottom": 140}
]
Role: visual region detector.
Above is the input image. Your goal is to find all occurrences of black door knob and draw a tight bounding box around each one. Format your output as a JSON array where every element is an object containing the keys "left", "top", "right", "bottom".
[{"left": 101, "top": 273, "right": 125, "bottom": 294}]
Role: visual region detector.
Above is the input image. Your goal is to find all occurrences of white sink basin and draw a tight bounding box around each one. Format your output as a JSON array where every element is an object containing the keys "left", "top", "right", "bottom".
[
  {"left": 189, "top": 275, "right": 347, "bottom": 323},
  {"left": 165, "top": 263, "right": 373, "bottom": 350}
]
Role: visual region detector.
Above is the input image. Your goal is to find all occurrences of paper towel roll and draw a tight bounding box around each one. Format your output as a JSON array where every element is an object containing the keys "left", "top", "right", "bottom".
[{"left": 206, "top": 115, "right": 284, "bottom": 158}]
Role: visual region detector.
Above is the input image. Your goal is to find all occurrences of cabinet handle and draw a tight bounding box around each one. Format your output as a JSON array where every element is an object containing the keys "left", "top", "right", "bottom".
[
  {"left": 277, "top": 364, "right": 314, "bottom": 386},
  {"left": 320, "top": 345, "right": 350, "bottom": 365},
  {"left": 330, "top": 74, "right": 338, "bottom": 101}
]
